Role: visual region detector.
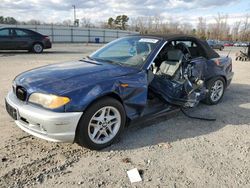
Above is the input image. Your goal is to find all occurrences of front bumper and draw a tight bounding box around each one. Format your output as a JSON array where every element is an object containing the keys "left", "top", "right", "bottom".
[{"left": 5, "top": 91, "right": 82, "bottom": 143}]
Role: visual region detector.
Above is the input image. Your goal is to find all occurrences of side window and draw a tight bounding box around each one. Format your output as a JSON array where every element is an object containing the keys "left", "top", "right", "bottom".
[
  {"left": 15, "top": 29, "right": 29, "bottom": 36},
  {"left": 0, "top": 29, "right": 9, "bottom": 36},
  {"left": 176, "top": 40, "right": 197, "bottom": 47},
  {"left": 176, "top": 40, "right": 203, "bottom": 58}
]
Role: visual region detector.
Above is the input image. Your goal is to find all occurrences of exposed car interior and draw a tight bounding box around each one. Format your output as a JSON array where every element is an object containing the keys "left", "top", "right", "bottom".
[
  {"left": 90, "top": 36, "right": 223, "bottom": 118},
  {"left": 143, "top": 40, "right": 208, "bottom": 115}
]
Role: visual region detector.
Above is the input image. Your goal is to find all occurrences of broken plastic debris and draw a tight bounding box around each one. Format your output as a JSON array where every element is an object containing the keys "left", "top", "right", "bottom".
[{"left": 127, "top": 168, "right": 142, "bottom": 183}]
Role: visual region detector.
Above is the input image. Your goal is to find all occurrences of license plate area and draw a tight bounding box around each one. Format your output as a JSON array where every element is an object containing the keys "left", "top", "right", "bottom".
[{"left": 5, "top": 100, "right": 18, "bottom": 120}]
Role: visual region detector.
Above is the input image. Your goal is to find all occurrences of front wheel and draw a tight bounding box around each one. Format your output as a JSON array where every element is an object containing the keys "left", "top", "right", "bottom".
[
  {"left": 203, "top": 77, "right": 225, "bottom": 105},
  {"left": 76, "top": 97, "right": 126, "bottom": 150}
]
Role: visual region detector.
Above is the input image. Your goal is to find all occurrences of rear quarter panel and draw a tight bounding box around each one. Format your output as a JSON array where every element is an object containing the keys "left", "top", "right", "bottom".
[{"left": 205, "top": 56, "right": 233, "bottom": 86}]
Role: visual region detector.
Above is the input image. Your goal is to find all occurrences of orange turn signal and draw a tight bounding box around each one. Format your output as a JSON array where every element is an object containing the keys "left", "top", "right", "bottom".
[{"left": 120, "top": 83, "right": 129, "bottom": 88}]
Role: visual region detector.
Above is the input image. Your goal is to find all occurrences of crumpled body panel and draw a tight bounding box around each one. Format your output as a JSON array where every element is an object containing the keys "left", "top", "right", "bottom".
[
  {"left": 150, "top": 57, "right": 208, "bottom": 107},
  {"left": 65, "top": 70, "right": 148, "bottom": 120}
]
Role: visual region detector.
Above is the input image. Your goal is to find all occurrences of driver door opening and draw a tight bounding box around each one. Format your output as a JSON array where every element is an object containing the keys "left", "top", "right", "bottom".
[{"left": 145, "top": 39, "right": 208, "bottom": 112}]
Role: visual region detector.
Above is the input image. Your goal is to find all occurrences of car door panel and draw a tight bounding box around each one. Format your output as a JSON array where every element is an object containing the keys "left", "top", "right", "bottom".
[
  {"left": 117, "top": 70, "right": 148, "bottom": 119},
  {"left": 0, "top": 28, "right": 11, "bottom": 50},
  {"left": 12, "top": 29, "right": 31, "bottom": 49}
]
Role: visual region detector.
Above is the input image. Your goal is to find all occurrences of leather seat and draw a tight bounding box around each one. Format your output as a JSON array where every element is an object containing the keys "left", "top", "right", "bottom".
[{"left": 158, "top": 49, "right": 184, "bottom": 77}]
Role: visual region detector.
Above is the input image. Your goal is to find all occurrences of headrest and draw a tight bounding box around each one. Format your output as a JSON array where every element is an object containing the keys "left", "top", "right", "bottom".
[{"left": 167, "top": 49, "right": 183, "bottom": 61}]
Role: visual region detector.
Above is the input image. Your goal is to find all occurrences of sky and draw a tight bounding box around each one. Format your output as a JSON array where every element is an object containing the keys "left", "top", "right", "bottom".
[{"left": 0, "top": 0, "right": 249, "bottom": 26}]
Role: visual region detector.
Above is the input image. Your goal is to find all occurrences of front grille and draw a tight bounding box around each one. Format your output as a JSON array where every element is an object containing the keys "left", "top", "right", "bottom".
[{"left": 16, "top": 86, "right": 27, "bottom": 101}]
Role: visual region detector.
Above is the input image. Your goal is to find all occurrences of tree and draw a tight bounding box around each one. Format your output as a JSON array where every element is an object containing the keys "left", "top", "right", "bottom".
[
  {"left": 232, "top": 21, "right": 241, "bottom": 41},
  {"left": 120, "top": 15, "right": 129, "bottom": 30},
  {"left": 108, "top": 17, "right": 114, "bottom": 28},
  {"left": 81, "top": 17, "right": 92, "bottom": 28},
  {"left": 62, "top": 19, "right": 72, "bottom": 26},
  {"left": 107, "top": 15, "right": 129, "bottom": 30},
  {"left": 210, "top": 13, "right": 229, "bottom": 40},
  {"left": 241, "top": 15, "right": 250, "bottom": 41},
  {"left": 26, "top": 19, "right": 41, "bottom": 25},
  {"left": 0, "top": 16, "right": 4, "bottom": 24},
  {"left": 114, "top": 15, "right": 121, "bottom": 26},
  {"left": 3, "top": 17, "right": 18, "bottom": 24},
  {"left": 197, "top": 17, "right": 206, "bottom": 39}
]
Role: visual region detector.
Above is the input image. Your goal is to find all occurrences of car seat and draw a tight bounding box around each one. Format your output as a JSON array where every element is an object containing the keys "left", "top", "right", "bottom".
[{"left": 157, "top": 49, "right": 184, "bottom": 77}]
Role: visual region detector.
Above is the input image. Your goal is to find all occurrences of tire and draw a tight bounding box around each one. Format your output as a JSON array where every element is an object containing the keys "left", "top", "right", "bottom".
[
  {"left": 203, "top": 77, "right": 225, "bottom": 105},
  {"left": 32, "top": 43, "right": 43, "bottom": 53},
  {"left": 219, "top": 46, "right": 224, "bottom": 51},
  {"left": 76, "top": 97, "right": 126, "bottom": 150}
]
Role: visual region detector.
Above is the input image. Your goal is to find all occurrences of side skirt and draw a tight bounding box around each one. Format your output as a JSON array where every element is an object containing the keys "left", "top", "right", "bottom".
[{"left": 128, "top": 105, "right": 180, "bottom": 128}]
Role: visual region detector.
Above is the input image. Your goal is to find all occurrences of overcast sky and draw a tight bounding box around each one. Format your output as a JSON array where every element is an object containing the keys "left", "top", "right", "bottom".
[{"left": 1, "top": 0, "right": 249, "bottom": 25}]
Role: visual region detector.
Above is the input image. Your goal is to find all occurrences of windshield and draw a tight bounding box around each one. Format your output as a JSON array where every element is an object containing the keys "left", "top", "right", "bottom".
[{"left": 89, "top": 36, "right": 160, "bottom": 67}]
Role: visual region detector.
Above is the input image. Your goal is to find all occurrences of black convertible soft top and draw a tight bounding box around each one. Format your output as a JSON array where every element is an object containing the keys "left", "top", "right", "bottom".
[{"left": 132, "top": 34, "right": 220, "bottom": 59}]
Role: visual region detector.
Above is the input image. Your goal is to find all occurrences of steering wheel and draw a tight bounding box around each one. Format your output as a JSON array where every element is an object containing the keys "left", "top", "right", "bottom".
[{"left": 175, "top": 42, "right": 192, "bottom": 61}]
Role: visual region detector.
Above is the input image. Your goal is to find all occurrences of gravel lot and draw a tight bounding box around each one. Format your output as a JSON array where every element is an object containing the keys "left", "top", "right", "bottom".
[{"left": 0, "top": 44, "right": 249, "bottom": 188}]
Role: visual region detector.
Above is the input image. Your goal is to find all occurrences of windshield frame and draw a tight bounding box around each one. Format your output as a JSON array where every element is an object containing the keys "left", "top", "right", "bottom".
[{"left": 89, "top": 35, "right": 163, "bottom": 70}]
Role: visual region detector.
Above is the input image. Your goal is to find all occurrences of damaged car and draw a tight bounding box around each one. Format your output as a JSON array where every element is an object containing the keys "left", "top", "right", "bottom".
[{"left": 5, "top": 34, "right": 234, "bottom": 150}]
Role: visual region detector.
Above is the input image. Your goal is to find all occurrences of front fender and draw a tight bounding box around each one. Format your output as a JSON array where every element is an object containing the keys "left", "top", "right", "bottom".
[{"left": 65, "top": 71, "right": 148, "bottom": 120}]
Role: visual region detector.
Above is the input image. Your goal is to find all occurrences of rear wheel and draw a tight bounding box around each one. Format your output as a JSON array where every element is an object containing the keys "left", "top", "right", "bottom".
[
  {"left": 204, "top": 77, "right": 225, "bottom": 105},
  {"left": 76, "top": 97, "right": 126, "bottom": 150},
  {"left": 32, "top": 43, "right": 43, "bottom": 53}
]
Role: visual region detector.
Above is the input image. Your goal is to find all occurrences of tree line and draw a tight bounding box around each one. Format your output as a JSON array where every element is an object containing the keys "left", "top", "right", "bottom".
[
  {"left": 1, "top": 14, "right": 249, "bottom": 41},
  {"left": 128, "top": 14, "right": 250, "bottom": 41}
]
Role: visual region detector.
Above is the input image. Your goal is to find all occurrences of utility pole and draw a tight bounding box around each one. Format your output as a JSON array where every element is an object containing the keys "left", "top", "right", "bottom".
[{"left": 72, "top": 5, "right": 76, "bottom": 26}]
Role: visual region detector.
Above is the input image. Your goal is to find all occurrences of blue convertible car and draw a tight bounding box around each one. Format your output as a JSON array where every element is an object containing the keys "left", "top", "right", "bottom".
[{"left": 5, "top": 34, "right": 234, "bottom": 150}]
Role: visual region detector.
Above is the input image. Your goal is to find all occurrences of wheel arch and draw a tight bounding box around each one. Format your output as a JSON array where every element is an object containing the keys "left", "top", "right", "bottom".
[
  {"left": 206, "top": 75, "right": 227, "bottom": 87},
  {"left": 32, "top": 41, "right": 44, "bottom": 48},
  {"left": 74, "top": 92, "right": 127, "bottom": 143}
]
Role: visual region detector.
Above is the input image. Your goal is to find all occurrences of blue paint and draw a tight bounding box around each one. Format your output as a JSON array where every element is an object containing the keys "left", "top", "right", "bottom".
[
  {"left": 13, "top": 35, "right": 234, "bottom": 120},
  {"left": 14, "top": 58, "right": 148, "bottom": 119}
]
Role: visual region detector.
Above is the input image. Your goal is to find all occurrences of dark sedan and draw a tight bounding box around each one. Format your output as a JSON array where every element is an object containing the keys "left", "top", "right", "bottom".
[{"left": 0, "top": 27, "right": 52, "bottom": 53}]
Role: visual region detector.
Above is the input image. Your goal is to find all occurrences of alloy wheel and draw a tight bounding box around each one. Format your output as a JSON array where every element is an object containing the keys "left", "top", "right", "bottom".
[
  {"left": 210, "top": 80, "right": 224, "bottom": 102},
  {"left": 88, "top": 106, "right": 121, "bottom": 144}
]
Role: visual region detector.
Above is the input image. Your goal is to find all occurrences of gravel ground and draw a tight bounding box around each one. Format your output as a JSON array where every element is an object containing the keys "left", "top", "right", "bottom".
[{"left": 0, "top": 44, "right": 249, "bottom": 188}]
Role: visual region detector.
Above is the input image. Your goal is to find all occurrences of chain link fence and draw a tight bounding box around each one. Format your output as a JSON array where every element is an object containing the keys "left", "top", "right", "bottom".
[{"left": 0, "top": 24, "right": 138, "bottom": 43}]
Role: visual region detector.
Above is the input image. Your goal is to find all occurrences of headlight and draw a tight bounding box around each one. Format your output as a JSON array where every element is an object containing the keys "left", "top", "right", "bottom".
[{"left": 29, "top": 93, "right": 70, "bottom": 109}]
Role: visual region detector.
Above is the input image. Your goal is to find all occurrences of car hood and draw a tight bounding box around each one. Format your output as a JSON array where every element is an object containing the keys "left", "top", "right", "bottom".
[{"left": 14, "top": 59, "right": 138, "bottom": 95}]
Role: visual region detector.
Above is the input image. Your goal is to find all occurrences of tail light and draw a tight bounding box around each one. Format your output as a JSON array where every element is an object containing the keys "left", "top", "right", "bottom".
[
  {"left": 43, "top": 36, "right": 50, "bottom": 40},
  {"left": 214, "top": 59, "right": 220, "bottom": 66}
]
